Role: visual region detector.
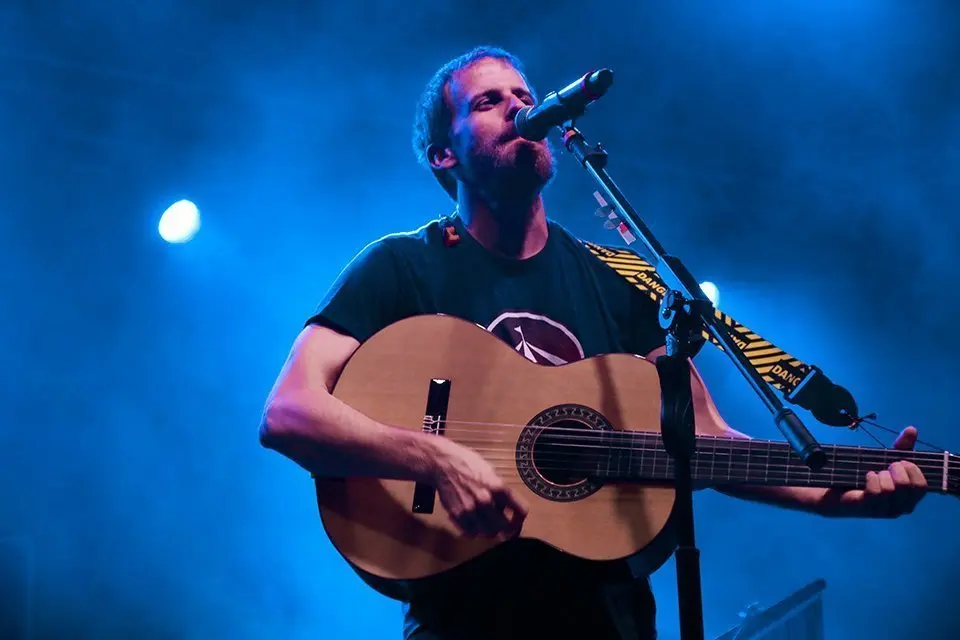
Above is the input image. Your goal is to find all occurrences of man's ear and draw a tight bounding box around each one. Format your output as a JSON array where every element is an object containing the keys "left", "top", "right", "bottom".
[{"left": 427, "top": 143, "right": 458, "bottom": 171}]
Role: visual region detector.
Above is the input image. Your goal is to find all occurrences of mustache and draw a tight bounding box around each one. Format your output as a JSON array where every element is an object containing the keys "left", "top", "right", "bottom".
[{"left": 499, "top": 120, "right": 529, "bottom": 144}]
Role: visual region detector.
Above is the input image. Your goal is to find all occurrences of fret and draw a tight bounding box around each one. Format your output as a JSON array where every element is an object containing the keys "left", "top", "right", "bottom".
[
  {"left": 942, "top": 451, "right": 949, "bottom": 493},
  {"left": 830, "top": 450, "right": 837, "bottom": 484},
  {"left": 604, "top": 431, "right": 621, "bottom": 480},
  {"left": 602, "top": 430, "right": 611, "bottom": 477},
  {"left": 726, "top": 438, "right": 733, "bottom": 481},
  {"left": 628, "top": 432, "right": 651, "bottom": 480},
  {"left": 764, "top": 440, "right": 770, "bottom": 484},
  {"left": 634, "top": 434, "right": 643, "bottom": 476},
  {"left": 950, "top": 454, "right": 959, "bottom": 494},
  {"left": 730, "top": 440, "right": 749, "bottom": 482},
  {"left": 707, "top": 440, "right": 717, "bottom": 480},
  {"left": 784, "top": 448, "right": 790, "bottom": 485},
  {"left": 604, "top": 430, "right": 611, "bottom": 479},
  {"left": 616, "top": 433, "right": 629, "bottom": 478},
  {"left": 607, "top": 432, "right": 616, "bottom": 473},
  {"left": 608, "top": 431, "right": 615, "bottom": 477},
  {"left": 643, "top": 432, "right": 660, "bottom": 478},
  {"left": 652, "top": 436, "right": 661, "bottom": 479},
  {"left": 690, "top": 438, "right": 708, "bottom": 483},
  {"left": 693, "top": 439, "right": 701, "bottom": 480},
  {"left": 853, "top": 445, "right": 861, "bottom": 485}
]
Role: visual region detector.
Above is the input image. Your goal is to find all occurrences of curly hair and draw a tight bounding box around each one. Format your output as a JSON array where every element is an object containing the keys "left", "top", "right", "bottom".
[{"left": 412, "top": 46, "right": 536, "bottom": 201}]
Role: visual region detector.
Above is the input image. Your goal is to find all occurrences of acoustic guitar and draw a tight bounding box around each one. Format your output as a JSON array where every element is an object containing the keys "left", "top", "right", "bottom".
[{"left": 314, "top": 314, "right": 958, "bottom": 600}]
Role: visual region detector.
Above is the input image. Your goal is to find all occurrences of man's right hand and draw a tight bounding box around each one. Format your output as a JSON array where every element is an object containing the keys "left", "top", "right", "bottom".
[{"left": 429, "top": 438, "right": 528, "bottom": 538}]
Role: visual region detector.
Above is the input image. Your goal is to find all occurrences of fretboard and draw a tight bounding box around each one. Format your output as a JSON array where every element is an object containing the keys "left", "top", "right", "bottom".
[{"left": 572, "top": 431, "right": 959, "bottom": 494}]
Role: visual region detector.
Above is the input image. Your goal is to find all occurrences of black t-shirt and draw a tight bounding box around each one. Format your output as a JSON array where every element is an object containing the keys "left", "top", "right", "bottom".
[{"left": 308, "top": 213, "right": 666, "bottom": 639}]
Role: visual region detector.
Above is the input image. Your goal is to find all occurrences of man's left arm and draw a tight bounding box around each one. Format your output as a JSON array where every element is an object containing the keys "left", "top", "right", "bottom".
[{"left": 644, "top": 346, "right": 928, "bottom": 519}]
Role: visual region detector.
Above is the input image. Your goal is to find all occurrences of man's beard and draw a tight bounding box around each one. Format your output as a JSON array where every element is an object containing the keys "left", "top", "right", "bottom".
[{"left": 465, "top": 138, "right": 557, "bottom": 206}]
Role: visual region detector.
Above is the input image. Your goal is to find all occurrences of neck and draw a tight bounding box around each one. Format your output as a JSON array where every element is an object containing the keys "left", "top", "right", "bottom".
[
  {"left": 562, "top": 431, "right": 957, "bottom": 495},
  {"left": 456, "top": 188, "right": 548, "bottom": 260}
]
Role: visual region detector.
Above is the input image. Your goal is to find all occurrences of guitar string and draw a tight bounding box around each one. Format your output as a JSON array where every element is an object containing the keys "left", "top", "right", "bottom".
[
  {"left": 415, "top": 419, "right": 951, "bottom": 469},
  {"left": 451, "top": 454, "right": 945, "bottom": 483},
  {"left": 444, "top": 420, "right": 943, "bottom": 461},
  {"left": 434, "top": 459, "right": 941, "bottom": 493},
  {"left": 422, "top": 418, "right": 952, "bottom": 461},
  {"left": 450, "top": 430, "right": 941, "bottom": 459},
  {"left": 449, "top": 444, "right": 945, "bottom": 470},
  {"left": 409, "top": 461, "right": 912, "bottom": 494},
  {"left": 409, "top": 420, "right": 949, "bottom": 481},
  {"left": 443, "top": 453, "right": 947, "bottom": 481},
  {"left": 450, "top": 437, "right": 945, "bottom": 471},
  {"left": 460, "top": 454, "right": 897, "bottom": 475}
]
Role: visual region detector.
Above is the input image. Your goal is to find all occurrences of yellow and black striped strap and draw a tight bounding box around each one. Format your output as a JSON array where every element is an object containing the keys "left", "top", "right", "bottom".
[{"left": 582, "top": 240, "right": 811, "bottom": 395}]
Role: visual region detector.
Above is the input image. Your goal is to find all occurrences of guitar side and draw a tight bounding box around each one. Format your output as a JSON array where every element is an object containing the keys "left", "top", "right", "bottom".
[{"left": 315, "top": 314, "right": 716, "bottom": 600}]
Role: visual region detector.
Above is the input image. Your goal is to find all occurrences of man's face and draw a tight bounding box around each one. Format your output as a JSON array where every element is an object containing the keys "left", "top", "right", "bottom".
[{"left": 442, "top": 58, "right": 556, "bottom": 202}]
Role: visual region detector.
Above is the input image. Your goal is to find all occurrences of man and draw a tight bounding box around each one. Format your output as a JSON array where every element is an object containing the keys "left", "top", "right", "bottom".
[{"left": 259, "top": 46, "right": 927, "bottom": 639}]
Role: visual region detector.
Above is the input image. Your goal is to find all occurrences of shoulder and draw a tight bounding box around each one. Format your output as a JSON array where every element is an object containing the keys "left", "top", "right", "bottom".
[
  {"left": 549, "top": 218, "right": 665, "bottom": 308},
  {"left": 547, "top": 218, "right": 649, "bottom": 273},
  {"left": 344, "top": 216, "right": 448, "bottom": 267},
  {"left": 363, "top": 216, "right": 448, "bottom": 257}
]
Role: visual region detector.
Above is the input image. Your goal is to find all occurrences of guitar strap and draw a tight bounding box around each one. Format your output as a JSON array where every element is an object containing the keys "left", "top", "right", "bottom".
[
  {"left": 439, "top": 208, "right": 860, "bottom": 427},
  {"left": 580, "top": 237, "right": 862, "bottom": 428}
]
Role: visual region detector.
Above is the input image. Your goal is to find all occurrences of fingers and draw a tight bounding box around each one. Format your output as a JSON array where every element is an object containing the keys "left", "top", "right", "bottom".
[
  {"left": 496, "top": 487, "right": 529, "bottom": 520},
  {"left": 894, "top": 426, "right": 918, "bottom": 450},
  {"left": 474, "top": 489, "right": 513, "bottom": 537},
  {"left": 454, "top": 509, "right": 482, "bottom": 537},
  {"left": 862, "top": 461, "right": 928, "bottom": 518},
  {"left": 896, "top": 461, "right": 928, "bottom": 514},
  {"left": 864, "top": 470, "right": 896, "bottom": 518},
  {"left": 902, "top": 461, "right": 927, "bottom": 489},
  {"left": 865, "top": 471, "right": 882, "bottom": 496},
  {"left": 475, "top": 487, "right": 527, "bottom": 538},
  {"left": 888, "top": 462, "right": 910, "bottom": 487},
  {"left": 876, "top": 469, "right": 896, "bottom": 493},
  {"left": 451, "top": 488, "right": 525, "bottom": 539},
  {"left": 456, "top": 493, "right": 505, "bottom": 538},
  {"left": 887, "top": 463, "right": 916, "bottom": 515},
  {"left": 495, "top": 487, "right": 529, "bottom": 536},
  {"left": 451, "top": 504, "right": 506, "bottom": 538}
]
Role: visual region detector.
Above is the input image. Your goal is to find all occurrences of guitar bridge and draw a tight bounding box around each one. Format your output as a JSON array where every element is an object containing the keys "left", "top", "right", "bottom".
[{"left": 411, "top": 378, "right": 451, "bottom": 514}]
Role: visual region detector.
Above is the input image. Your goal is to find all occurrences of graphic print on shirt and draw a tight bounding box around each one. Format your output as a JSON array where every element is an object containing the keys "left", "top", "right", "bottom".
[{"left": 485, "top": 311, "right": 585, "bottom": 366}]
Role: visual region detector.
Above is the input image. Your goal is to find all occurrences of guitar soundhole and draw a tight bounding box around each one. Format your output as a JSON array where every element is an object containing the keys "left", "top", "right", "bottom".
[
  {"left": 532, "top": 421, "right": 591, "bottom": 485},
  {"left": 516, "top": 404, "right": 611, "bottom": 502}
]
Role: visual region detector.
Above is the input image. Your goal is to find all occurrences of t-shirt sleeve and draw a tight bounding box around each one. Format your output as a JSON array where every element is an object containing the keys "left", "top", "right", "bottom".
[{"left": 305, "top": 239, "right": 406, "bottom": 344}]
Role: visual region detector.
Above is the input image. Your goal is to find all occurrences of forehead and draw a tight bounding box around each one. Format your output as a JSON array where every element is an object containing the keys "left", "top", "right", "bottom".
[{"left": 446, "top": 58, "right": 530, "bottom": 107}]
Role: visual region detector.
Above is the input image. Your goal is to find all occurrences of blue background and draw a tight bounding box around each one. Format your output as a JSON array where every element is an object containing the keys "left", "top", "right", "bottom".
[{"left": 2, "top": 1, "right": 958, "bottom": 637}]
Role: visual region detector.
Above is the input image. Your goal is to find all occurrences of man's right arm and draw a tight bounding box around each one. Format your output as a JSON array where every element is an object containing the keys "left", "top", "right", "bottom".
[
  {"left": 259, "top": 323, "right": 441, "bottom": 482},
  {"left": 258, "top": 323, "right": 529, "bottom": 537}
]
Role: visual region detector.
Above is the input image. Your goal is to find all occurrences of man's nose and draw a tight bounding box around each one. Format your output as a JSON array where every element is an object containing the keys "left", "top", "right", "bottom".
[{"left": 505, "top": 95, "right": 526, "bottom": 120}]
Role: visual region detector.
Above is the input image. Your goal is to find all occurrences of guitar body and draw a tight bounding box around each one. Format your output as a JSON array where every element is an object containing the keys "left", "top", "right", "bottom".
[{"left": 315, "top": 314, "right": 725, "bottom": 600}]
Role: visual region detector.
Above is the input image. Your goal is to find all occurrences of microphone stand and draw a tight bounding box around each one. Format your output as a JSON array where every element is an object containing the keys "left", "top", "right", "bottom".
[{"left": 556, "top": 122, "right": 828, "bottom": 640}]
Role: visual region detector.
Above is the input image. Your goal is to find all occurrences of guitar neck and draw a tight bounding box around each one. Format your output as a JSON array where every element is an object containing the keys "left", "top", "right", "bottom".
[{"left": 587, "top": 431, "right": 959, "bottom": 494}]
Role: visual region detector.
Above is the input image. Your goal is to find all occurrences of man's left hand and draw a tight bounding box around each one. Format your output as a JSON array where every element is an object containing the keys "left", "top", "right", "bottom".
[{"left": 828, "top": 426, "right": 928, "bottom": 518}]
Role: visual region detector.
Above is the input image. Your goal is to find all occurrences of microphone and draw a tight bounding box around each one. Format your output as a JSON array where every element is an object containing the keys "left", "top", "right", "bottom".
[{"left": 514, "top": 69, "right": 614, "bottom": 141}]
